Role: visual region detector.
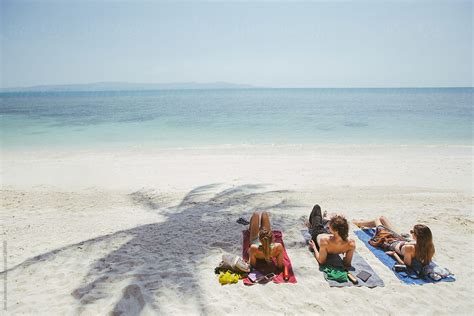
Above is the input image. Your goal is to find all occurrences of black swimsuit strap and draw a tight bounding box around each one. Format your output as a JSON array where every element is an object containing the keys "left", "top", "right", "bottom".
[{"left": 395, "top": 241, "right": 406, "bottom": 255}]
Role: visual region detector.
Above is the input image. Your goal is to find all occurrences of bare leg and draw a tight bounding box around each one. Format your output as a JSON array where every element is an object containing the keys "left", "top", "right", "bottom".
[
  {"left": 379, "top": 216, "right": 399, "bottom": 233},
  {"left": 352, "top": 216, "right": 399, "bottom": 231},
  {"left": 352, "top": 218, "right": 377, "bottom": 228},
  {"left": 249, "top": 212, "right": 260, "bottom": 241},
  {"left": 273, "top": 244, "right": 284, "bottom": 269},
  {"left": 260, "top": 211, "right": 271, "bottom": 231},
  {"left": 248, "top": 212, "right": 261, "bottom": 267},
  {"left": 249, "top": 245, "right": 258, "bottom": 267},
  {"left": 248, "top": 245, "right": 258, "bottom": 267}
]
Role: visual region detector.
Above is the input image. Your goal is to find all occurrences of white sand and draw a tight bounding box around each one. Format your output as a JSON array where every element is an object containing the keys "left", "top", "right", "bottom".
[{"left": 1, "top": 145, "right": 473, "bottom": 315}]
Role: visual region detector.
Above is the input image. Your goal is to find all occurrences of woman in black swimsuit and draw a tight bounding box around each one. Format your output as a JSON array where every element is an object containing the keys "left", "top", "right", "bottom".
[{"left": 353, "top": 216, "right": 435, "bottom": 266}]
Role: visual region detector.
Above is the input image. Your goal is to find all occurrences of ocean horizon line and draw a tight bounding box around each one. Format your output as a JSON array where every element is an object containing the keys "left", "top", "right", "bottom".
[{"left": 1, "top": 86, "right": 473, "bottom": 95}]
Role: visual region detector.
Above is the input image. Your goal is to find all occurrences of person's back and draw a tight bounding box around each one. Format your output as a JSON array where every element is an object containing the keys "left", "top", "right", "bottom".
[
  {"left": 307, "top": 205, "right": 355, "bottom": 267},
  {"left": 315, "top": 232, "right": 355, "bottom": 267},
  {"left": 319, "top": 233, "right": 355, "bottom": 256}
]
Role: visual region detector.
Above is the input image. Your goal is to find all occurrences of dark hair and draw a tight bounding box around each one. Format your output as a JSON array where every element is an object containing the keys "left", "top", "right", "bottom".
[
  {"left": 329, "top": 215, "right": 349, "bottom": 240},
  {"left": 413, "top": 224, "right": 435, "bottom": 265}
]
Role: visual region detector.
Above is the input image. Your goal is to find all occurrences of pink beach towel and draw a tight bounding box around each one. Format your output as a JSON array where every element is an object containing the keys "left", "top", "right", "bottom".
[{"left": 242, "top": 230, "right": 297, "bottom": 285}]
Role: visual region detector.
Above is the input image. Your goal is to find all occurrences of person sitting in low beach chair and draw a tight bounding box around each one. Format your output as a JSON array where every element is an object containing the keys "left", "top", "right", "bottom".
[
  {"left": 306, "top": 205, "right": 355, "bottom": 268},
  {"left": 352, "top": 216, "right": 435, "bottom": 267},
  {"left": 248, "top": 211, "right": 284, "bottom": 269}
]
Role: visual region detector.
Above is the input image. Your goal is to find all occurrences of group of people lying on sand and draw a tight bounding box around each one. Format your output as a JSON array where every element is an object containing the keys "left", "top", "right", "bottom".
[{"left": 248, "top": 204, "right": 435, "bottom": 269}]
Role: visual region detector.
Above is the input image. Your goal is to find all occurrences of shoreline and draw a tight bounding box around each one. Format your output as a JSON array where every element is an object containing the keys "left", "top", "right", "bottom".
[{"left": 2, "top": 142, "right": 472, "bottom": 154}]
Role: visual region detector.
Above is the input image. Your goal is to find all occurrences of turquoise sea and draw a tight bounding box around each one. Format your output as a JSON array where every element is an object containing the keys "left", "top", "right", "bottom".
[{"left": 1, "top": 88, "right": 472, "bottom": 149}]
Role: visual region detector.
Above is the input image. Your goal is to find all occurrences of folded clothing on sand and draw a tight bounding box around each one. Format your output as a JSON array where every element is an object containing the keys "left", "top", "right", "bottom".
[
  {"left": 242, "top": 230, "right": 297, "bottom": 285},
  {"left": 301, "top": 229, "right": 384, "bottom": 288},
  {"left": 354, "top": 228, "right": 456, "bottom": 285},
  {"left": 321, "top": 266, "right": 348, "bottom": 283}
]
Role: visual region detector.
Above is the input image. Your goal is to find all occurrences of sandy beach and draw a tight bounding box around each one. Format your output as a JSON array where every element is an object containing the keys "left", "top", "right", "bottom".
[
  {"left": 3, "top": 0, "right": 472, "bottom": 314},
  {"left": 1, "top": 145, "right": 473, "bottom": 315}
]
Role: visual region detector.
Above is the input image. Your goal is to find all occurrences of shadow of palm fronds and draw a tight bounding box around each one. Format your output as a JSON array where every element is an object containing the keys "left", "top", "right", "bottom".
[{"left": 3, "top": 184, "right": 301, "bottom": 314}]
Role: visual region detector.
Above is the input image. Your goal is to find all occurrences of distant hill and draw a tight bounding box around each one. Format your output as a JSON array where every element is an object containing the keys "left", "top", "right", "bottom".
[{"left": 0, "top": 82, "right": 256, "bottom": 92}]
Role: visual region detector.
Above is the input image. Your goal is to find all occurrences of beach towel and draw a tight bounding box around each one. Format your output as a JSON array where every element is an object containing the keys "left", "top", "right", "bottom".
[
  {"left": 242, "top": 230, "right": 297, "bottom": 285},
  {"left": 301, "top": 229, "right": 384, "bottom": 287},
  {"left": 354, "top": 228, "right": 456, "bottom": 285}
]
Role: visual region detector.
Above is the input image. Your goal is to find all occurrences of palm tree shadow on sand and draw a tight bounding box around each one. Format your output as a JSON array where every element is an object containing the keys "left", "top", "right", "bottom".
[{"left": 6, "top": 184, "right": 301, "bottom": 314}]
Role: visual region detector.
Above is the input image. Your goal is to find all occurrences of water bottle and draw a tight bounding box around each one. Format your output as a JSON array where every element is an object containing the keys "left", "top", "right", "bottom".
[{"left": 283, "top": 265, "right": 289, "bottom": 281}]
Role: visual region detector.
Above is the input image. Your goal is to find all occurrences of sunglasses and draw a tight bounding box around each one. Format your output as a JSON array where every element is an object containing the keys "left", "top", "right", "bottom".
[{"left": 410, "top": 229, "right": 415, "bottom": 235}]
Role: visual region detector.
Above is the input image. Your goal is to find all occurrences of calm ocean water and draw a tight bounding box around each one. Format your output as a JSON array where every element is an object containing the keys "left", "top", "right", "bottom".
[{"left": 1, "top": 88, "right": 472, "bottom": 149}]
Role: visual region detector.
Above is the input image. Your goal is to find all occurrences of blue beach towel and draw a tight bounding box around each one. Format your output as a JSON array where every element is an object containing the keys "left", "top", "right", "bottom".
[
  {"left": 354, "top": 229, "right": 455, "bottom": 285},
  {"left": 301, "top": 229, "right": 384, "bottom": 287}
]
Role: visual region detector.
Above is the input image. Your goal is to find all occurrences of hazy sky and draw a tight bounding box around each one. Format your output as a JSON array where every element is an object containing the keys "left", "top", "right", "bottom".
[{"left": 1, "top": 0, "right": 472, "bottom": 88}]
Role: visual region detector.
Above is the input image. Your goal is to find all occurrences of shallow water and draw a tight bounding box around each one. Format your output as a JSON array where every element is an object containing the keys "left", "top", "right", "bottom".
[{"left": 1, "top": 88, "right": 472, "bottom": 149}]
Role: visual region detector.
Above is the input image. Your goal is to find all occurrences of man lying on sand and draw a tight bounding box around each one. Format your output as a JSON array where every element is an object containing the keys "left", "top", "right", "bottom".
[
  {"left": 306, "top": 204, "right": 355, "bottom": 267},
  {"left": 248, "top": 211, "right": 284, "bottom": 269}
]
